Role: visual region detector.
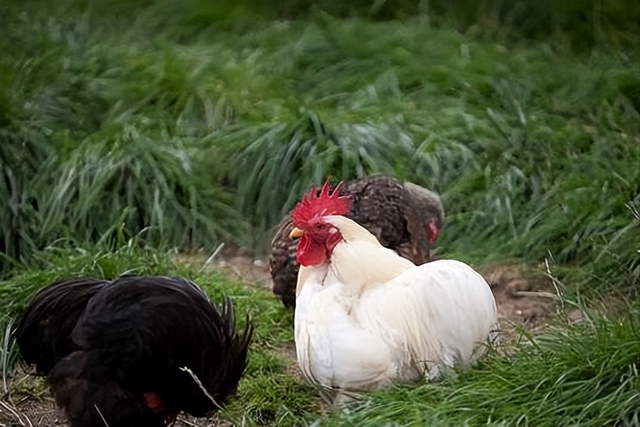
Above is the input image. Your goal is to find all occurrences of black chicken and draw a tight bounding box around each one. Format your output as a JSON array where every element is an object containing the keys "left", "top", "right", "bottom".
[
  {"left": 269, "top": 175, "right": 445, "bottom": 308},
  {"left": 15, "top": 275, "right": 252, "bottom": 427}
]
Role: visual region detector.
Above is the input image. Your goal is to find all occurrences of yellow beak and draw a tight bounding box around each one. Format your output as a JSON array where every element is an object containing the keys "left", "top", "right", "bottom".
[{"left": 289, "top": 227, "right": 304, "bottom": 239}]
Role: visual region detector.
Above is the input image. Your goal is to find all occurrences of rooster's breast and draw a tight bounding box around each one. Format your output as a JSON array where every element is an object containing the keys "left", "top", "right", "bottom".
[{"left": 294, "top": 268, "right": 411, "bottom": 393}]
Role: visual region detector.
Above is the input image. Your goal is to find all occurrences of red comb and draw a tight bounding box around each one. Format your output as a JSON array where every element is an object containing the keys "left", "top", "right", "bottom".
[{"left": 292, "top": 182, "right": 352, "bottom": 228}]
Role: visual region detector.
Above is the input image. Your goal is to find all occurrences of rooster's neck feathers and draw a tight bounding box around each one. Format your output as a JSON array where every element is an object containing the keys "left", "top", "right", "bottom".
[{"left": 296, "top": 216, "right": 414, "bottom": 296}]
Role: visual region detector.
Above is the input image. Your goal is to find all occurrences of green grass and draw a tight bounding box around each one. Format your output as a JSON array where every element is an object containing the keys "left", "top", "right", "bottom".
[
  {"left": 0, "top": 0, "right": 639, "bottom": 425},
  {"left": 2, "top": 248, "right": 638, "bottom": 426}
]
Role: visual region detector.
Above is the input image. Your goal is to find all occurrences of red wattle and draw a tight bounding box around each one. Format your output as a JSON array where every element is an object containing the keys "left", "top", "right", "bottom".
[
  {"left": 428, "top": 222, "right": 440, "bottom": 244},
  {"left": 297, "top": 234, "right": 328, "bottom": 266}
]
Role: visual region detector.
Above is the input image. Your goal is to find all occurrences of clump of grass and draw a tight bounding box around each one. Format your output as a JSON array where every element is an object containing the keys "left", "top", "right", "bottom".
[
  {"left": 0, "top": 240, "right": 179, "bottom": 319},
  {"left": 225, "top": 372, "right": 318, "bottom": 426},
  {"left": 212, "top": 110, "right": 416, "bottom": 236},
  {"left": 36, "top": 124, "right": 242, "bottom": 252},
  {"left": 1, "top": 317, "right": 20, "bottom": 395}
]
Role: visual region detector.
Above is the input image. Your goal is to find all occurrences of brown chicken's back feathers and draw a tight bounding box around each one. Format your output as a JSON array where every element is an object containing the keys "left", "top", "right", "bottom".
[
  {"left": 14, "top": 275, "right": 252, "bottom": 427},
  {"left": 269, "top": 175, "right": 444, "bottom": 308},
  {"left": 340, "top": 177, "right": 408, "bottom": 249}
]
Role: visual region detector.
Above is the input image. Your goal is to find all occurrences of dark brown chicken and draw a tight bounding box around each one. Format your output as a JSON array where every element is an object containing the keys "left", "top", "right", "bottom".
[
  {"left": 15, "top": 275, "right": 252, "bottom": 427},
  {"left": 269, "top": 175, "right": 444, "bottom": 308}
]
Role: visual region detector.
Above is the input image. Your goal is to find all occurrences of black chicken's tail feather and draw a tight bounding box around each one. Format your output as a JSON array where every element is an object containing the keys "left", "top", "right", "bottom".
[
  {"left": 198, "top": 296, "right": 253, "bottom": 411},
  {"left": 220, "top": 296, "right": 253, "bottom": 343}
]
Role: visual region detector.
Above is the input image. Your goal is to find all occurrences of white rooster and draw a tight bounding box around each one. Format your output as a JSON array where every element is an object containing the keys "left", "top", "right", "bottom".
[{"left": 291, "top": 183, "right": 498, "bottom": 403}]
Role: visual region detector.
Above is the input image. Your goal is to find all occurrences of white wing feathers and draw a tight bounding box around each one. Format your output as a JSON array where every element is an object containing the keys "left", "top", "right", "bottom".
[{"left": 365, "top": 260, "right": 498, "bottom": 377}]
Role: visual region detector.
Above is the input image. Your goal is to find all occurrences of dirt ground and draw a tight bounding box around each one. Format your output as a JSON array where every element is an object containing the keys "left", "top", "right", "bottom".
[{"left": 0, "top": 251, "right": 558, "bottom": 427}]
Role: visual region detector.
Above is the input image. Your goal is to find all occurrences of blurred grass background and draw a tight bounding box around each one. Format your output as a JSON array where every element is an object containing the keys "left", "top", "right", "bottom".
[
  {"left": 1, "top": 0, "right": 638, "bottom": 293},
  {"left": 0, "top": 1, "right": 639, "bottom": 424}
]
